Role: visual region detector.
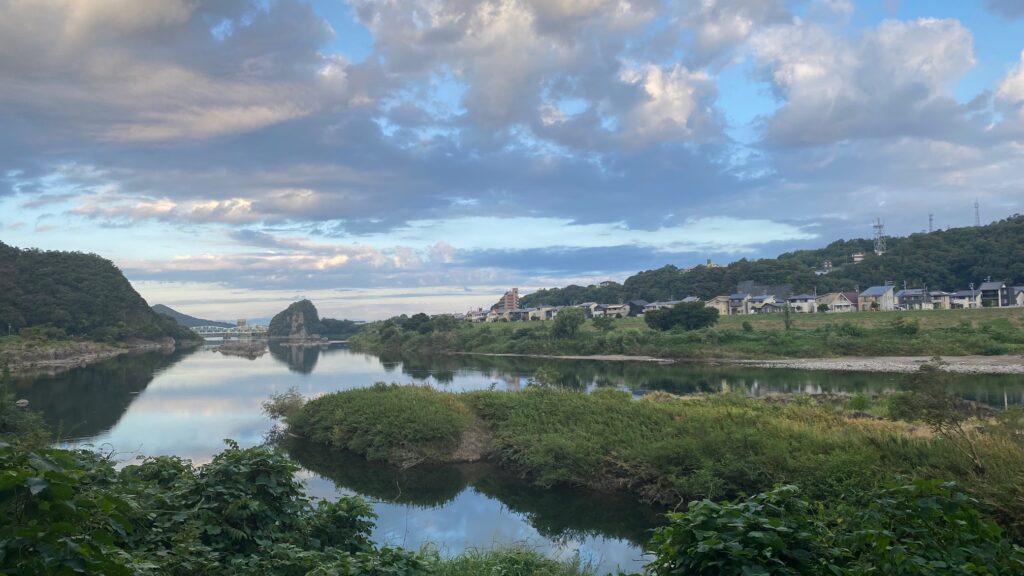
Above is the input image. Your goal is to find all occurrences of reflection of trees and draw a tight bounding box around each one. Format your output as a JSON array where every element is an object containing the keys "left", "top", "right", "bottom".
[
  {"left": 384, "top": 353, "right": 1024, "bottom": 408},
  {"left": 285, "top": 438, "right": 468, "bottom": 507},
  {"left": 285, "top": 438, "right": 662, "bottom": 545},
  {"left": 10, "top": 348, "right": 191, "bottom": 440},
  {"left": 269, "top": 342, "right": 320, "bottom": 374}
]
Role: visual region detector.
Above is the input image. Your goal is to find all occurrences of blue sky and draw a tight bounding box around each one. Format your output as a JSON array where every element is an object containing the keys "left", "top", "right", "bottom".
[{"left": 2, "top": 0, "right": 1024, "bottom": 320}]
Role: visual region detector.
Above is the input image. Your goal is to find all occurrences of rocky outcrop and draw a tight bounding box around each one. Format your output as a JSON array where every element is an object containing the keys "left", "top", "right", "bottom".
[{"left": 267, "top": 300, "right": 324, "bottom": 340}]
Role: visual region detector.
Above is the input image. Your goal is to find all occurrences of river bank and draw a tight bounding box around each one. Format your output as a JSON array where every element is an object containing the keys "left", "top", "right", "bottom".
[
  {"left": 0, "top": 337, "right": 194, "bottom": 375},
  {"left": 457, "top": 351, "right": 1024, "bottom": 374}
]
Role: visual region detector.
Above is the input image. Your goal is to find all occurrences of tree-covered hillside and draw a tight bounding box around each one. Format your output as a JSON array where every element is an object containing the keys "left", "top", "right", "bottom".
[
  {"left": 521, "top": 215, "right": 1024, "bottom": 305},
  {"left": 0, "top": 242, "right": 198, "bottom": 343}
]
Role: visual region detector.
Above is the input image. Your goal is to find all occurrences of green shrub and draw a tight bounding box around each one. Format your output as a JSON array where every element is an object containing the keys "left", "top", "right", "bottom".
[
  {"left": 644, "top": 302, "right": 719, "bottom": 332},
  {"left": 290, "top": 384, "right": 473, "bottom": 464},
  {"left": 646, "top": 482, "right": 1024, "bottom": 576}
]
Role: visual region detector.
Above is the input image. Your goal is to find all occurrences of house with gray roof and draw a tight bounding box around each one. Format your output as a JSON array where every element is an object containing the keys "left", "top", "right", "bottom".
[
  {"left": 859, "top": 285, "right": 896, "bottom": 311},
  {"left": 895, "top": 288, "right": 932, "bottom": 310},
  {"left": 979, "top": 280, "right": 1011, "bottom": 307}
]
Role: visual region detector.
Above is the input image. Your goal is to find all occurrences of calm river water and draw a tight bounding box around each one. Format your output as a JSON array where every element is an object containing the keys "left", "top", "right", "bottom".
[{"left": 12, "top": 343, "right": 1024, "bottom": 573}]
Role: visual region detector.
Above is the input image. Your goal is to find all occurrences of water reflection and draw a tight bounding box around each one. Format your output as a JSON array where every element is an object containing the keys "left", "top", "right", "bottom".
[
  {"left": 14, "top": 345, "right": 1024, "bottom": 572},
  {"left": 290, "top": 439, "right": 657, "bottom": 572}
]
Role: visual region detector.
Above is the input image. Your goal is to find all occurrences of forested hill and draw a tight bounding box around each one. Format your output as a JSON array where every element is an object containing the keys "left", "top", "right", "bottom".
[
  {"left": 152, "top": 304, "right": 233, "bottom": 328},
  {"left": 0, "top": 242, "right": 198, "bottom": 343},
  {"left": 521, "top": 215, "right": 1024, "bottom": 306}
]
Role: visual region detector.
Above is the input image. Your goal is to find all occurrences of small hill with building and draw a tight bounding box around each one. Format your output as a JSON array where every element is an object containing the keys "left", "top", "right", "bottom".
[
  {"left": 151, "top": 304, "right": 234, "bottom": 329},
  {"left": 521, "top": 214, "right": 1024, "bottom": 306}
]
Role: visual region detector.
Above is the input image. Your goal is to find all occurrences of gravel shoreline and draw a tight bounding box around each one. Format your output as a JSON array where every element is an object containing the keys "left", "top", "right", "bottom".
[
  {"left": 458, "top": 352, "right": 1024, "bottom": 374},
  {"left": 3, "top": 339, "right": 190, "bottom": 376}
]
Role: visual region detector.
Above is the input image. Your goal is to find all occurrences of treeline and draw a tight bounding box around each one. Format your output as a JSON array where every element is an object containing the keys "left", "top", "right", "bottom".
[
  {"left": 522, "top": 215, "right": 1024, "bottom": 305},
  {"left": 0, "top": 242, "right": 197, "bottom": 343}
]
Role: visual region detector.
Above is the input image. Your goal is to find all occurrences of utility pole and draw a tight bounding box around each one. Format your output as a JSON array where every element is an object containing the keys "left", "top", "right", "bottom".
[{"left": 873, "top": 218, "right": 886, "bottom": 256}]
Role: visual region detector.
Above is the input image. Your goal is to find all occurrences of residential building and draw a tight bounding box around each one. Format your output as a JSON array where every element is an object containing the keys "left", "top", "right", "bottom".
[
  {"left": 644, "top": 300, "right": 684, "bottom": 313},
  {"left": 627, "top": 300, "right": 649, "bottom": 317},
  {"left": 859, "top": 285, "right": 896, "bottom": 311},
  {"left": 842, "top": 292, "right": 860, "bottom": 310},
  {"left": 756, "top": 302, "right": 787, "bottom": 314},
  {"left": 728, "top": 293, "right": 751, "bottom": 315},
  {"left": 748, "top": 294, "right": 776, "bottom": 313},
  {"left": 602, "top": 303, "right": 630, "bottom": 318},
  {"left": 929, "top": 291, "right": 953, "bottom": 310},
  {"left": 852, "top": 252, "right": 866, "bottom": 263},
  {"left": 816, "top": 292, "right": 854, "bottom": 313},
  {"left": 1014, "top": 287, "right": 1024, "bottom": 307},
  {"left": 497, "top": 288, "right": 520, "bottom": 311},
  {"left": 576, "top": 302, "right": 600, "bottom": 318},
  {"left": 979, "top": 280, "right": 1011, "bottom": 307},
  {"left": 786, "top": 294, "right": 818, "bottom": 313},
  {"left": 895, "top": 288, "right": 932, "bottom": 310},
  {"left": 705, "top": 295, "right": 730, "bottom": 316},
  {"left": 950, "top": 290, "right": 981, "bottom": 309}
]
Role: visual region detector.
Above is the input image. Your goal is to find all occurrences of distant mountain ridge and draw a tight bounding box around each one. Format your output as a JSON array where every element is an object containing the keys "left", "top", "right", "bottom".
[
  {"left": 0, "top": 242, "right": 197, "bottom": 342},
  {"left": 151, "top": 304, "right": 234, "bottom": 329},
  {"left": 521, "top": 215, "right": 1024, "bottom": 306}
]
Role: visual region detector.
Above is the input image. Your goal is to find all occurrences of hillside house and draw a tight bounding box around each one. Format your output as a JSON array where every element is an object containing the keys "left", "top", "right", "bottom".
[
  {"left": 576, "top": 302, "right": 600, "bottom": 318},
  {"left": 786, "top": 294, "right": 818, "bottom": 313},
  {"left": 859, "top": 286, "right": 896, "bottom": 311},
  {"left": 728, "top": 293, "right": 751, "bottom": 315},
  {"left": 602, "top": 303, "right": 630, "bottom": 318},
  {"left": 816, "top": 292, "right": 854, "bottom": 313},
  {"left": 706, "top": 295, "right": 730, "bottom": 316},
  {"left": 748, "top": 294, "right": 777, "bottom": 313},
  {"left": 895, "top": 288, "right": 933, "bottom": 310},
  {"left": 627, "top": 300, "right": 649, "bottom": 316},
  {"left": 979, "top": 280, "right": 1011, "bottom": 307}
]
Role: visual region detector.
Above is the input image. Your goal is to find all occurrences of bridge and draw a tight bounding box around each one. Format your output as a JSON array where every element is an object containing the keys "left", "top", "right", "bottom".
[{"left": 191, "top": 325, "right": 269, "bottom": 338}]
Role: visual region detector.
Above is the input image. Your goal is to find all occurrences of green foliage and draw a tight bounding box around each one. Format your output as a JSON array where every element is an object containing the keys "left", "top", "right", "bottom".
[
  {"left": 0, "top": 242, "right": 198, "bottom": 344},
  {"left": 289, "top": 384, "right": 473, "bottom": 465},
  {"left": 591, "top": 316, "right": 615, "bottom": 333},
  {"left": 890, "top": 364, "right": 987, "bottom": 472},
  {"left": 262, "top": 387, "right": 307, "bottom": 423},
  {"left": 434, "top": 548, "right": 594, "bottom": 576},
  {"left": 647, "top": 482, "right": 1024, "bottom": 576},
  {"left": 892, "top": 316, "right": 921, "bottom": 335},
  {"left": 643, "top": 302, "right": 719, "bottom": 332},
  {"left": 0, "top": 372, "right": 48, "bottom": 449},
  {"left": 742, "top": 321, "right": 753, "bottom": 332},
  {"left": 552, "top": 308, "right": 586, "bottom": 338}
]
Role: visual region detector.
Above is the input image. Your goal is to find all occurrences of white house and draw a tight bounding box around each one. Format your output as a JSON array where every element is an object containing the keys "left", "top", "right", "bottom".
[
  {"left": 859, "top": 286, "right": 896, "bottom": 311},
  {"left": 816, "top": 292, "right": 854, "bottom": 313},
  {"left": 786, "top": 294, "right": 818, "bottom": 313}
]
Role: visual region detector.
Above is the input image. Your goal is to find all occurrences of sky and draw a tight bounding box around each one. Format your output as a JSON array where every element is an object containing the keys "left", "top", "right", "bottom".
[{"left": 2, "top": 0, "right": 1024, "bottom": 321}]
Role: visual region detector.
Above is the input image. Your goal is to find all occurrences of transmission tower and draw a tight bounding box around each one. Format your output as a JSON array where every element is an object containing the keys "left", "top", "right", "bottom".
[
  {"left": 974, "top": 201, "right": 980, "bottom": 227},
  {"left": 928, "top": 213, "right": 933, "bottom": 233},
  {"left": 873, "top": 218, "right": 886, "bottom": 256}
]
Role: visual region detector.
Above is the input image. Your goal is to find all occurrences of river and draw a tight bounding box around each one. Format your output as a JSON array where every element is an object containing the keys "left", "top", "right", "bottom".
[{"left": 11, "top": 342, "right": 1024, "bottom": 573}]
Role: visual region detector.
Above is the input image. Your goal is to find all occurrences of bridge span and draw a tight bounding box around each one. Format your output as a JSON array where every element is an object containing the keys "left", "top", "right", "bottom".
[{"left": 191, "top": 325, "right": 268, "bottom": 338}]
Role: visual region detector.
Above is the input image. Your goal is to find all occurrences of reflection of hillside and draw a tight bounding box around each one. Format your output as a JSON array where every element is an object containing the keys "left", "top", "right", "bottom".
[
  {"left": 269, "top": 342, "right": 321, "bottom": 374},
  {"left": 11, "top": 349, "right": 192, "bottom": 440},
  {"left": 286, "top": 438, "right": 661, "bottom": 545}
]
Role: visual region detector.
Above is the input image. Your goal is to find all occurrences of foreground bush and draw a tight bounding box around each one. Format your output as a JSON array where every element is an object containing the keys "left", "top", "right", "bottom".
[{"left": 647, "top": 482, "right": 1024, "bottom": 575}]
